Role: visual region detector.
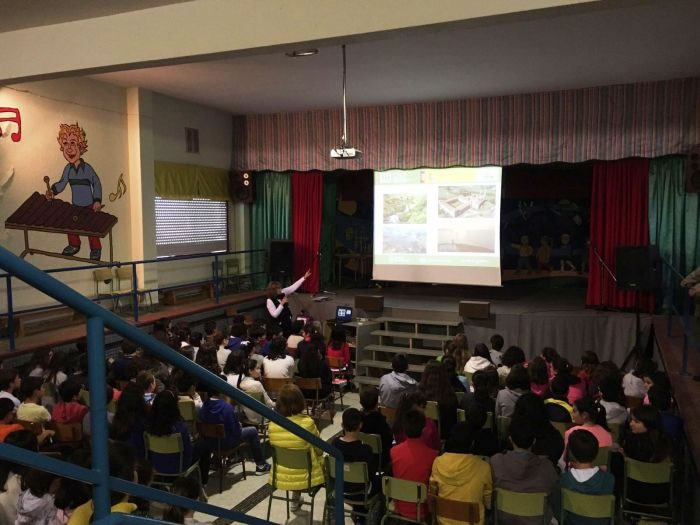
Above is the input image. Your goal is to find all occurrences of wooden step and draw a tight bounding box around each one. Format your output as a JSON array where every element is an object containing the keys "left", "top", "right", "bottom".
[
  {"left": 376, "top": 317, "right": 462, "bottom": 327},
  {"left": 371, "top": 330, "right": 453, "bottom": 342},
  {"left": 354, "top": 376, "right": 380, "bottom": 386},
  {"left": 365, "top": 344, "right": 442, "bottom": 358},
  {"left": 358, "top": 359, "right": 426, "bottom": 374}
]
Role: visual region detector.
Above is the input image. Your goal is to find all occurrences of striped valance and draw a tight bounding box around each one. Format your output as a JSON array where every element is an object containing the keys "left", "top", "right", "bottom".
[
  {"left": 154, "top": 161, "right": 230, "bottom": 201},
  {"left": 233, "top": 77, "right": 700, "bottom": 172}
]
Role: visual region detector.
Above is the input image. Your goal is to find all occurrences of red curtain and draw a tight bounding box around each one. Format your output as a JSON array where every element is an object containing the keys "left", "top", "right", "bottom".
[
  {"left": 586, "top": 158, "right": 654, "bottom": 312},
  {"left": 291, "top": 171, "right": 323, "bottom": 293}
]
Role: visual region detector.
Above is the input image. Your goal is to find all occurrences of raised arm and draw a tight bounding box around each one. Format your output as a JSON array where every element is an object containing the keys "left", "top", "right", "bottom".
[{"left": 281, "top": 269, "right": 312, "bottom": 295}]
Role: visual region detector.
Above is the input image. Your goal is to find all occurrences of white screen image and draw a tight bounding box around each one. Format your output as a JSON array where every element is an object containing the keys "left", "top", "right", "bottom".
[{"left": 373, "top": 166, "right": 502, "bottom": 286}]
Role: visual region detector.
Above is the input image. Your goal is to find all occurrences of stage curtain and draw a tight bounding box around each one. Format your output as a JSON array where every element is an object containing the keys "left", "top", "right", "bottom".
[
  {"left": 250, "top": 171, "right": 291, "bottom": 288},
  {"left": 586, "top": 158, "right": 655, "bottom": 312},
  {"left": 649, "top": 156, "right": 700, "bottom": 311},
  {"left": 154, "top": 161, "right": 230, "bottom": 201},
  {"left": 320, "top": 173, "right": 337, "bottom": 289},
  {"left": 291, "top": 171, "right": 323, "bottom": 293}
]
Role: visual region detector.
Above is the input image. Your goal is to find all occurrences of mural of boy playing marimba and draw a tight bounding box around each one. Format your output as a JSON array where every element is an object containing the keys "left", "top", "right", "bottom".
[{"left": 45, "top": 123, "right": 103, "bottom": 260}]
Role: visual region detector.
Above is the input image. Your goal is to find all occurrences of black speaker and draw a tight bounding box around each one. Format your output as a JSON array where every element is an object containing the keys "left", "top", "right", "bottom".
[
  {"left": 230, "top": 171, "right": 254, "bottom": 203},
  {"left": 616, "top": 245, "right": 660, "bottom": 291},
  {"left": 268, "top": 240, "right": 294, "bottom": 278}
]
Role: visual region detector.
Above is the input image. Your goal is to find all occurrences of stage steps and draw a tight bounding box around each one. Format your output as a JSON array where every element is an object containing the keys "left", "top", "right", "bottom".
[{"left": 355, "top": 316, "right": 464, "bottom": 391}]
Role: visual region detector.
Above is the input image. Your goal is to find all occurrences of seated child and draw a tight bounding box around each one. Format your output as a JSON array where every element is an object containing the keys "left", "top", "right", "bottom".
[{"left": 52, "top": 380, "right": 89, "bottom": 424}]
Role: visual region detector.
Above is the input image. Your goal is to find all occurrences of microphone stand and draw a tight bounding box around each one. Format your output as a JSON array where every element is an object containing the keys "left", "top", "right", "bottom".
[{"left": 591, "top": 245, "right": 617, "bottom": 310}]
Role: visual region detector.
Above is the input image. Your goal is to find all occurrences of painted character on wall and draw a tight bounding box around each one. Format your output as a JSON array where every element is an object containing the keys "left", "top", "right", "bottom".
[{"left": 45, "top": 123, "right": 103, "bottom": 260}]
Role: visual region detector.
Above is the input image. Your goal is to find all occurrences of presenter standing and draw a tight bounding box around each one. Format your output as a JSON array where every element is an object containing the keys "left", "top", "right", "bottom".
[{"left": 265, "top": 269, "right": 312, "bottom": 337}]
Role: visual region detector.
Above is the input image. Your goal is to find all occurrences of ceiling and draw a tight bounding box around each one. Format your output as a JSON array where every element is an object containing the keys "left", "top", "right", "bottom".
[
  {"left": 0, "top": 0, "right": 192, "bottom": 33},
  {"left": 92, "top": 0, "right": 700, "bottom": 115}
]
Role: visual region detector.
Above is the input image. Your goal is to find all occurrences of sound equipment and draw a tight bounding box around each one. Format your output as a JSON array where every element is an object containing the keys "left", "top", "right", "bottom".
[
  {"left": 615, "top": 245, "right": 660, "bottom": 291},
  {"left": 230, "top": 171, "right": 254, "bottom": 203},
  {"left": 355, "top": 295, "right": 384, "bottom": 313},
  {"left": 686, "top": 145, "right": 700, "bottom": 192},
  {"left": 459, "top": 300, "right": 490, "bottom": 320},
  {"left": 267, "top": 240, "right": 294, "bottom": 278}
]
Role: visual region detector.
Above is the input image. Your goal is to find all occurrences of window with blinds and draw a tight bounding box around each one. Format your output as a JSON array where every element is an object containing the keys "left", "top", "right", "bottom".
[{"left": 155, "top": 197, "right": 228, "bottom": 257}]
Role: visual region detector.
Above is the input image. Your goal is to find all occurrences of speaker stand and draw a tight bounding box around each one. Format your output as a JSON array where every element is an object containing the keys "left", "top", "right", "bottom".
[{"left": 621, "top": 289, "right": 644, "bottom": 371}]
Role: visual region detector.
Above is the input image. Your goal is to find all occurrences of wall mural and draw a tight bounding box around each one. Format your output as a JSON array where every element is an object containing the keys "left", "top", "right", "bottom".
[
  {"left": 4, "top": 123, "right": 119, "bottom": 264},
  {"left": 0, "top": 107, "right": 21, "bottom": 142}
]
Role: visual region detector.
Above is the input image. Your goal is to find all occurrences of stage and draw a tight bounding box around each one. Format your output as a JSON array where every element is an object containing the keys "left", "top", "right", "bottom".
[{"left": 292, "top": 278, "right": 651, "bottom": 364}]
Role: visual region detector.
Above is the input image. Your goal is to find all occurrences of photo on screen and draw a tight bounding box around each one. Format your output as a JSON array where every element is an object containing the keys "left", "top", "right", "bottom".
[
  {"left": 383, "top": 226, "right": 427, "bottom": 254},
  {"left": 383, "top": 194, "right": 427, "bottom": 224},
  {"left": 438, "top": 185, "right": 497, "bottom": 219},
  {"left": 437, "top": 228, "right": 495, "bottom": 253}
]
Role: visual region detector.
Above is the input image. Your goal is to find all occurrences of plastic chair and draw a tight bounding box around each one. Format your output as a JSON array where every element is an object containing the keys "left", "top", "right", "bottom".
[
  {"left": 551, "top": 420, "right": 572, "bottom": 439},
  {"left": 177, "top": 397, "right": 198, "bottom": 438},
  {"left": 496, "top": 415, "right": 512, "bottom": 444},
  {"left": 457, "top": 408, "right": 466, "bottom": 423},
  {"left": 485, "top": 411, "right": 494, "bottom": 430},
  {"left": 430, "top": 495, "right": 481, "bottom": 525},
  {"left": 326, "top": 355, "right": 348, "bottom": 409},
  {"left": 294, "top": 376, "right": 334, "bottom": 420},
  {"left": 560, "top": 488, "right": 615, "bottom": 524},
  {"left": 494, "top": 488, "right": 547, "bottom": 525},
  {"left": 593, "top": 446, "right": 611, "bottom": 468},
  {"left": 92, "top": 268, "right": 116, "bottom": 308},
  {"left": 324, "top": 456, "right": 381, "bottom": 523},
  {"left": 358, "top": 432, "right": 383, "bottom": 472},
  {"left": 380, "top": 476, "right": 429, "bottom": 525},
  {"left": 261, "top": 377, "right": 293, "bottom": 400},
  {"left": 53, "top": 422, "right": 84, "bottom": 445},
  {"left": 425, "top": 400, "right": 441, "bottom": 436},
  {"left": 622, "top": 457, "right": 674, "bottom": 522},
  {"left": 143, "top": 431, "right": 201, "bottom": 490},
  {"left": 267, "top": 446, "right": 322, "bottom": 525},
  {"left": 114, "top": 266, "right": 153, "bottom": 312},
  {"left": 463, "top": 371, "right": 474, "bottom": 388},
  {"left": 379, "top": 405, "right": 396, "bottom": 426},
  {"left": 197, "top": 422, "right": 247, "bottom": 494}
]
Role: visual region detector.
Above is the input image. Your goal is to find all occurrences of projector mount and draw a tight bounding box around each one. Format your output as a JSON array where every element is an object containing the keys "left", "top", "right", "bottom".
[{"left": 330, "top": 44, "right": 362, "bottom": 159}]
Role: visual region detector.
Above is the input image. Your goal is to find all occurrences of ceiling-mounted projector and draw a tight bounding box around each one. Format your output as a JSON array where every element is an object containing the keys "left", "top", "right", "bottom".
[{"left": 330, "top": 147, "right": 362, "bottom": 159}]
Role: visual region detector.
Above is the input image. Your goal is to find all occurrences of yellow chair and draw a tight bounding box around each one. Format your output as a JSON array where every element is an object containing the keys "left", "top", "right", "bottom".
[
  {"left": 114, "top": 266, "right": 153, "bottom": 312},
  {"left": 494, "top": 488, "right": 548, "bottom": 525},
  {"left": 622, "top": 457, "right": 674, "bottom": 523},
  {"left": 561, "top": 488, "right": 615, "bottom": 524},
  {"left": 177, "top": 397, "right": 198, "bottom": 438},
  {"left": 381, "top": 476, "right": 429, "bottom": 525},
  {"left": 425, "top": 400, "right": 441, "bottom": 436},
  {"left": 143, "top": 431, "right": 201, "bottom": 490},
  {"left": 92, "top": 268, "right": 116, "bottom": 308}
]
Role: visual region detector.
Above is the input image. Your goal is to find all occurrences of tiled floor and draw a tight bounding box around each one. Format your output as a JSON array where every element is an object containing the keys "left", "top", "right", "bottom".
[{"left": 192, "top": 392, "right": 362, "bottom": 524}]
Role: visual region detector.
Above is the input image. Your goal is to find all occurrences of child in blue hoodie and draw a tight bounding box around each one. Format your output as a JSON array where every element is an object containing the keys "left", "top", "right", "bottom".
[{"left": 560, "top": 429, "right": 615, "bottom": 525}]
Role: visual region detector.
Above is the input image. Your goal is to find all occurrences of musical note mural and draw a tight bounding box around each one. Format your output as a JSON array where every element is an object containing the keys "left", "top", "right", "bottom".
[
  {"left": 4, "top": 122, "right": 119, "bottom": 264},
  {"left": 109, "top": 173, "right": 127, "bottom": 202},
  {"left": 0, "top": 107, "right": 21, "bottom": 142}
]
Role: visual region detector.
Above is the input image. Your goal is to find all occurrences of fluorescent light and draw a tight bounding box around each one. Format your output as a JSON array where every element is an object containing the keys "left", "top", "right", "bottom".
[{"left": 285, "top": 49, "right": 318, "bottom": 58}]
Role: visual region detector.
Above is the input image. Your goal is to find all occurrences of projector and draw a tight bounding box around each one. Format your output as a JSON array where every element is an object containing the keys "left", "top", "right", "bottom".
[{"left": 330, "top": 147, "right": 362, "bottom": 159}]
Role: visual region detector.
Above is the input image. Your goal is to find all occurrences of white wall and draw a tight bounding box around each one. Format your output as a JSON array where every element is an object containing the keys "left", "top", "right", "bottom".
[{"left": 0, "top": 77, "right": 131, "bottom": 309}]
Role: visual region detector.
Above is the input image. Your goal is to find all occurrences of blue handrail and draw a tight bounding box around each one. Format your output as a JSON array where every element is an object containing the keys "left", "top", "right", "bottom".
[{"left": 0, "top": 245, "right": 344, "bottom": 524}]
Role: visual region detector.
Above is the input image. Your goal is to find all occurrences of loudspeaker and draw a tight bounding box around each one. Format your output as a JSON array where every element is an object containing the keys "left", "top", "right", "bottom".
[
  {"left": 686, "top": 146, "right": 700, "bottom": 192},
  {"left": 268, "top": 240, "right": 294, "bottom": 278},
  {"left": 615, "top": 245, "right": 660, "bottom": 291},
  {"left": 459, "top": 300, "right": 490, "bottom": 320},
  {"left": 355, "top": 295, "right": 384, "bottom": 312},
  {"left": 230, "top": 171, "right": 254, "bottom": 203}
]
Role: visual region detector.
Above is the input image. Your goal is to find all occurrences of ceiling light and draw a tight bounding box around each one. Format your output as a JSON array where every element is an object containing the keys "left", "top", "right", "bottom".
[{"left": 285, "top": 49, "right": 318, "bottom": 58}]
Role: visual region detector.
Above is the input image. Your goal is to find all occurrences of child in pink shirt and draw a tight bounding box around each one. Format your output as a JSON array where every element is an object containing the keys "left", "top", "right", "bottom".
[{"left": 52, "top": 380, "right": 88, "bottom": 424}]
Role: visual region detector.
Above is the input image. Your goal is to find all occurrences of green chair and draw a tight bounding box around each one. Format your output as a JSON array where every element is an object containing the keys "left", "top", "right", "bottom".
[
  {"left": 425, "top": 400, "right": 441, "bottom": 436},
  {"left": 485, "top": 411, "right": 494, "bottom": 430},
  {"left": 463, "top": 371, "right": 474, "bottom": 389},
  {"left": 143, "top": 432, "right": 201, "bottom": 490},
  {"left": 197, "top": 422, "right": 247, "bottom": 494},
  {"left": 622, "top": 457, "right": 674, "bottom": 523},
  {"left": 178, "top": 397, "right": 198, "bottom": 438},
  {"left": 267, "top": 446, "right": 322, "bottom": 525},
  {"left": 323, "top": 456, "right": 381, "bottom": 523},
  {"left": 380, "top": 476, "right": 429, "bottom": 525},
  {"left": 494, "top": 488, "right": 548, "bottom": 525},
  {"left": 551, "top": 420, "right": 572, "bottom": 439},
  {"left": 496, "top": 415, "right": 512, "bottom": 445},
  {"left": 560, "top": 488, "right": 615, "bottom": 524},
  {"left": 593, "top": 447, "right": 611, "bottom": 469},
  {"left": 455, "top": 391, "right": 466, "bottom": 405},
  {"left": 608, "top": 422, "right": 622, "bottom": 443},
  {"left": 359, "top": 432, "right": 383, "bottom": 471},
  {"left": 457, "top": 408, "right": 466, "bottom": 423}
]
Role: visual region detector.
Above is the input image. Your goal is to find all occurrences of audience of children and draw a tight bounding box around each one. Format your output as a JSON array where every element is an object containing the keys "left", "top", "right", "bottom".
[
  {"left": 393, "top": 391, "right": 440, "bottom": 451},
  {"left": 378, "top": 353, "right": 417, "bottom": 409}
]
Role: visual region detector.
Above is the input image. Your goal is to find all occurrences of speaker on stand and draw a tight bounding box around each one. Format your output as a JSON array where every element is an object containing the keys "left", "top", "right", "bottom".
[
  {"left": 267, "top": 240, "right": 294, "bottom": 285},
  {"left": 230, "top": 171, "right": 254, "bottom": 203},
  {"left": 615, "top": 245, "right": 660, "bottom": 368}
]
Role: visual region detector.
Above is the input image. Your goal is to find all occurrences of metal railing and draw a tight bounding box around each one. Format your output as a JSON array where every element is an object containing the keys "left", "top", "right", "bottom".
[
  {"left": 1, "top": 248, "right": 268, "bottom": 351},
  {"left": 0, "top": 245, "right": 345, "bottom": 524}
]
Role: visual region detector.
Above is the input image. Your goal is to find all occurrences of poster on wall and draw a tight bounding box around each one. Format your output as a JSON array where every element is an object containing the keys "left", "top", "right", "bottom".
[{"left": 4, "top": 122, "right": 120, "bottom": 264}]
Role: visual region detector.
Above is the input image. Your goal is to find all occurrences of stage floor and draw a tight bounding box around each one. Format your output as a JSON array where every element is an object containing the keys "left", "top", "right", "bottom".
[{"left": 294, "top": 278, "right": 651, "bottom": 364}]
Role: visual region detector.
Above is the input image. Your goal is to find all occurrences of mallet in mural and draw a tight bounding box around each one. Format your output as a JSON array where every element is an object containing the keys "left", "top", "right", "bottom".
[{"left": 4, "top": 123, "right": 118, "bottom": 264}]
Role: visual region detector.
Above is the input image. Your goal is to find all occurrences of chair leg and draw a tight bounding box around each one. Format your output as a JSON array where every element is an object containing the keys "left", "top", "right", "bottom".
[
  {"left": 286, "top": 491, "right": 290, "bottom": 520},
  {"left": 267, "top": 490, "right": 273, "bottom": 521},
  {"left": 339, "top": 386, "right": 345, "bottom": 409},
  {"left": 309, "top": 491, "right": 315, "bottom": 525},
  {"left": 219, "top": 457, "right": 224, "bottom": 494}
]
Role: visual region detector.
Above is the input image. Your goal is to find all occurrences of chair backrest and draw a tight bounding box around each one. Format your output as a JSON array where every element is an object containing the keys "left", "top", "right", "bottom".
[
  {"left": 425, "top": 400, "right": 440, "bottom": 422},
  {"left": 17, "top": 420, "right": 43, "bottom": 435},
  {"left": 485, "top": 411, "right": 494, "bottom": 430},
  {"left": 178, "top": 398, "right": 197, "bottom": 434},
  {"left": 457, "top": 409, "right": 466, "bottom": 423},
  {"left": 358, "top": 432, "right": 382, "bottom": 455},
  {"left": 115, "top": 266, "right": 133, "bottom": 284},
  {"left": 225, "top": 259, "right": 240, "bottom": 274},
  {"left": 561, "top": 488, "right": 615, "bottom": 523},
  {"left": 624, "top": 457, "right": 672, "bottom": 484},
  {"left": 54, "top": 422, "right": 83, "bottom": 443},
  {"left": 496, "top": 415, "right": 512, "bottom": 442},
  {"left": 262, "top": 377, "right": 292, "bottom": 398},
  {"left": 432, "top": 496, "right": 480, "bottom": 524},
  {"left": 294, "top": 377, "right": 321, "bottom": 397},
  {"left": 551, "top": 421, "right": 572, "bottom": 439},
  {"left": 379, "top": 405, "right": 396, "bottom": 426},
  {"left": 625, "top": 395, "right": 643, "bottom": 410},
  {"left": 383, "top": 475, "right": 428, "bottom": 522},
  {"left": 271, "top": 446, "right": 313, "bottom": 490},
  {"left": 197, "top": 422, "right": 226, "bottom": 440},
  {"left": 455, "top": 391, "right": 466, "bottom": 404},
  {"left": 463, "top": 372, "right": 474, "bottom": 387},
  {"left": 495, "top": 488, "right": 547, "bottom": 519},
  {"left": 326, "top": 456, "right": 369, "bottom": 485},
  {"left": 593, "top": 447, "right": 611, "bottom": 468},
  {"left": 143, "top": 432, "right": 184, "bottom": 473},
  {"left": 79, "top": 389, "right": 90, "bottom": 407},
  {"left": 327, "top": 356, "right": 346, "bottom": 369},
  {"left": 93, "top": 269, "right": 113, "bottom": 294},
  {"left": 608, "top": 423, "right": 622, "bottom": 443}
]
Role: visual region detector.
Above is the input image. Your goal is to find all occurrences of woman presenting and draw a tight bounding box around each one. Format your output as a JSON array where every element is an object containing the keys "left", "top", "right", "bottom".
[{"left": 265, "top": 269, "right": 312, "bottom": 337}]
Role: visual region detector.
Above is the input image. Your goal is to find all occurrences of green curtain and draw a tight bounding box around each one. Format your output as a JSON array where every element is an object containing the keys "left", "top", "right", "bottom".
[
  {"left": 250, "top": 171, "right": 291, "bottom": 287},
  {"left": 320, "top": 173, "right": 337, "bottom": 288},
  {"left": 154, "top": 161, "right": 230, "bottom": 201},
  {"left": 649, "top": 156, "right": 700, "bottom": 311}
]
